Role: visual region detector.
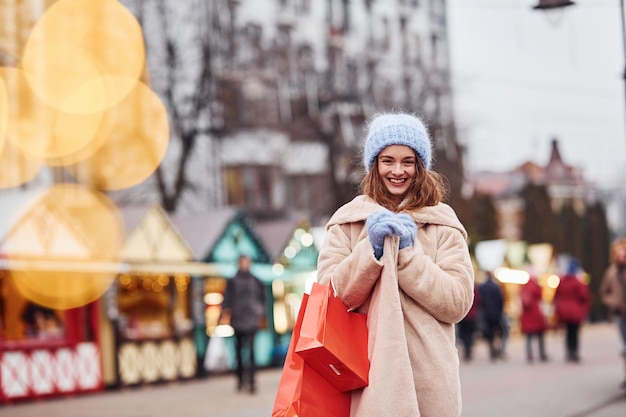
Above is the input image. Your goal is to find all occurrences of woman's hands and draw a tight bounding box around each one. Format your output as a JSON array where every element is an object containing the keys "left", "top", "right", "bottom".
[{"left": 365, "top": 209, "right": 417, "bottom": 259}]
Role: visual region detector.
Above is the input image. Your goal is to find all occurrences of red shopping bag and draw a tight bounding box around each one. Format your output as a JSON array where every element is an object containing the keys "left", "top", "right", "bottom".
[
  {"left": 295, "top": 282, "right": 369, "bottom": 392},
  {"left": 272, "top": 292, "right": 351, "bottom": 417}
]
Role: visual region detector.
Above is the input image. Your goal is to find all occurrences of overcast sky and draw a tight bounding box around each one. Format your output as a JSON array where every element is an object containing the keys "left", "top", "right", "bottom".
[{"left": 448, "top": 0, "right": 625, "bottom": 186}]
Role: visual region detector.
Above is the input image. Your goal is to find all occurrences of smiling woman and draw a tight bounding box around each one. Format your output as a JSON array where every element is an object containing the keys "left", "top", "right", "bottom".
[{"left": 315, "top": 111, "right": 475, "bottom": 416}]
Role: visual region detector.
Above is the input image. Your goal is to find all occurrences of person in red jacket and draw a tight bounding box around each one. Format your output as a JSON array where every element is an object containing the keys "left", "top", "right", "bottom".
[
  {"left": 553, "top": 259, "right": 591, "bottom": 363},
  {"left": 519, "top": 272, "right": 548, "bottom": 363}
]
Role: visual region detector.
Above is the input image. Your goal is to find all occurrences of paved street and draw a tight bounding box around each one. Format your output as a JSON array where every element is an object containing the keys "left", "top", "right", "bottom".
[
  {"left": 1, "top": 322, "right": 625, "bottom": 417},
  {"left": 460, "top": 322, "right": 626, "bottom": 417}
]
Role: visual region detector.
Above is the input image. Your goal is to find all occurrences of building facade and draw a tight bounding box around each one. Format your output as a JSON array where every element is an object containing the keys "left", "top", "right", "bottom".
[
  {"left": 110, "top": 0, "right": 464, "bottom": 222},
  {"left": 467, "top": 138, "right": 598, "bottom": 241}
]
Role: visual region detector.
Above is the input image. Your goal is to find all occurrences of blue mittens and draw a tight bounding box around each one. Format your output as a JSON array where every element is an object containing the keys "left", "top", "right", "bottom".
[
  {"left": 365, "top": 209, "right": 403, "bottom": 259},
  {"left": 396, "top": 213, "right": 417, "bottom": 250},
  {"left": 365, "top": 209, "right": 418, "bottom": 260}
]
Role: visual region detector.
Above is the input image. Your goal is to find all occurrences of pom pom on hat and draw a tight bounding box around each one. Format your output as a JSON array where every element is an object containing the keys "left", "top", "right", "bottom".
[{"left": 363, "top": 113, "right": 432, "bottom": 172}]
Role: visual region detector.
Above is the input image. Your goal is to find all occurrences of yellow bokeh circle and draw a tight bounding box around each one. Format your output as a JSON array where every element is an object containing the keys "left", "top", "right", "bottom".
[
  {"left": 70, "top": 81, "right": 170, "bottom": 190},
  {"left": 22, "top": 0, "right": 146, "bottom": 114},
  {"left": 1, "top": 67, "right": 105, "bottom": 161},
  {"left": 0, "top": 140, "right": 41, "bottom": 189},
  {"left": 21, "top": 43, "right": 107, "bottom": 114},
  {"left": 7, "top": 184, "right": 124, "bottom": 309}
]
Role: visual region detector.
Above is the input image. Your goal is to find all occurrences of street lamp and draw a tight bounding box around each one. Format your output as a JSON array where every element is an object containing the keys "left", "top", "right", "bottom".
[
  {"left": 534, "top": 0, "right": 626, "bottom": 235},
  {"left": 533, "top": 0, "right": 626, "bottom": 135},
  {"left": 532, "top": 0, "right": 575, "bottom": 10}
]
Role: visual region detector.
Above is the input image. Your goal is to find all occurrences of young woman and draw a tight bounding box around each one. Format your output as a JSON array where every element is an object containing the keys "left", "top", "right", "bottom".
[{"left": 316, "top": 112, "right": 475, "bottom": 417}]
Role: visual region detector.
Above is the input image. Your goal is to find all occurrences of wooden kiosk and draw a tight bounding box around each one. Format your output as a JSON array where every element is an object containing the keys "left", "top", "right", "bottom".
[
  {"left": 0, "top": 188, "right": 118, "bottom": 403},
  {"left": 102, "top": 204, "right": 217, "bottom": 387}
]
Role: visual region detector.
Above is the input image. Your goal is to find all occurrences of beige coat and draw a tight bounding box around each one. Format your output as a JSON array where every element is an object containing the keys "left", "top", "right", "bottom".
[
  {"left": 600, "top": 265, "right": 626, "bottom": 317},
  {"left": 317, "top": 195, "right": 474, "bottom": 417}
]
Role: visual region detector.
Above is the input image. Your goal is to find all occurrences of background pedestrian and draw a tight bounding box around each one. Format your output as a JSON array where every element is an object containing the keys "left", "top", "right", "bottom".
[
  {"left": 600, "top": 237, "right": 626, "bottom": 389},
  {"left": 220, "top": 254, "right": 266, "bottom": 394},
  {"left": 553, "top": 259, "right": 591, "bottom": 363},
  {"left": 519, "top": 271, "right": 549, "bottom": 363},
  {"left": 478, "top": 270, "right": 505, "bottom": 361}
]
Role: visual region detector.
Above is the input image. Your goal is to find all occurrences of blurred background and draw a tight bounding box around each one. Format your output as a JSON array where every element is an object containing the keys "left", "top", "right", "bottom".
[{"left": 0, "top": 0, "right": 624, "bottom": 405}]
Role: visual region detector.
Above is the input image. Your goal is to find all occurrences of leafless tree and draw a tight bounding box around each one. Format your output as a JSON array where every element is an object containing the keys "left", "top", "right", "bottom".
[{"left": 119, "top": 0, "right": 223, "bottom": 213}]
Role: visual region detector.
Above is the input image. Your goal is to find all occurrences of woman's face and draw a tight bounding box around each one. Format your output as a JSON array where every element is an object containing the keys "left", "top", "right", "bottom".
[{"left": 376, "top": 145, "right": 417, "bottom": 198}]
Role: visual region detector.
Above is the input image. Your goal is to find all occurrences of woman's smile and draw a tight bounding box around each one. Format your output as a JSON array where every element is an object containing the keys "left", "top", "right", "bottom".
[{"left": 388, "top": 177, "right": 407, "bottom": 186}]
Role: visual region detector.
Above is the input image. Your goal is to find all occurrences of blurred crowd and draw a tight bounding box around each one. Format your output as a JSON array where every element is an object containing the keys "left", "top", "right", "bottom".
[{"left": 457, "top": 239, "right": 626, "bottom": 391}]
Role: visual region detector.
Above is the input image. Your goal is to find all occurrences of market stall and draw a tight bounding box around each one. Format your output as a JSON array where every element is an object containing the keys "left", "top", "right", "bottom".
[
  {"left": 171, "top": 209, "right": 275, "bottom": 372},
  {"left": 0, "top": 188, "right": 115, "bottom": 403},
  {"left": 254, "top": 215, "right": 319, "bottom": 365},
  {"left": 103, "top": 204, "right": 217, "bottom": 387}
]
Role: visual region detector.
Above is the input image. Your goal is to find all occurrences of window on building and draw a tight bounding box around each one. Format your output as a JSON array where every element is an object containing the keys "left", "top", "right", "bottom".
[{"left": 225, "top": 165, "right": 285, "bottom": 213}]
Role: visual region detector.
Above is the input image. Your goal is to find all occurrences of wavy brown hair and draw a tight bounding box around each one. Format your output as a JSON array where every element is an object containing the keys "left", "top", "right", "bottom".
[{"left": 360, "top": 154, "right": 448, "bottom": 212}]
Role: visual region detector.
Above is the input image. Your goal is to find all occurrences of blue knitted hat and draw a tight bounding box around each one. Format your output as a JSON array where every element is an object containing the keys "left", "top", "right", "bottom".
[{"left": 363, "top": 113, "right": 432, "bottom": 172}]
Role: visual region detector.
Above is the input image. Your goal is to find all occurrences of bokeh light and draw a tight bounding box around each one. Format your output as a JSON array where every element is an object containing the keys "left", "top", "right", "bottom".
[
  {"left": 0, "top": 0, "right": 169, "bottom": 311},
  {"left": 21, "top": 0, "right": 146, "bottom": 114},
  {"left": 0, "top": 139, "right": 41, "bottom": 189},
  {"left": 1, "top": 67, "right": 104, "bottom": 161},
  {"left": 547, "top": 274, "right": 561, "bottom": 289},
  {"left": 68, "top": 81, "right": 169, "bottom": 190},
  {"left": 6, "top": 184, "right": 124, "bottom": 309},
  {"left": 494, "top": 267, "right": 530, "bottom": 285}
]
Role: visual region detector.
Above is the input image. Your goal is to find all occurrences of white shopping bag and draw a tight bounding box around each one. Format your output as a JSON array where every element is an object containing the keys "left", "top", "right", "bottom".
[{"left": 204, "top": 336, "right": 230, "bottom": 372}]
